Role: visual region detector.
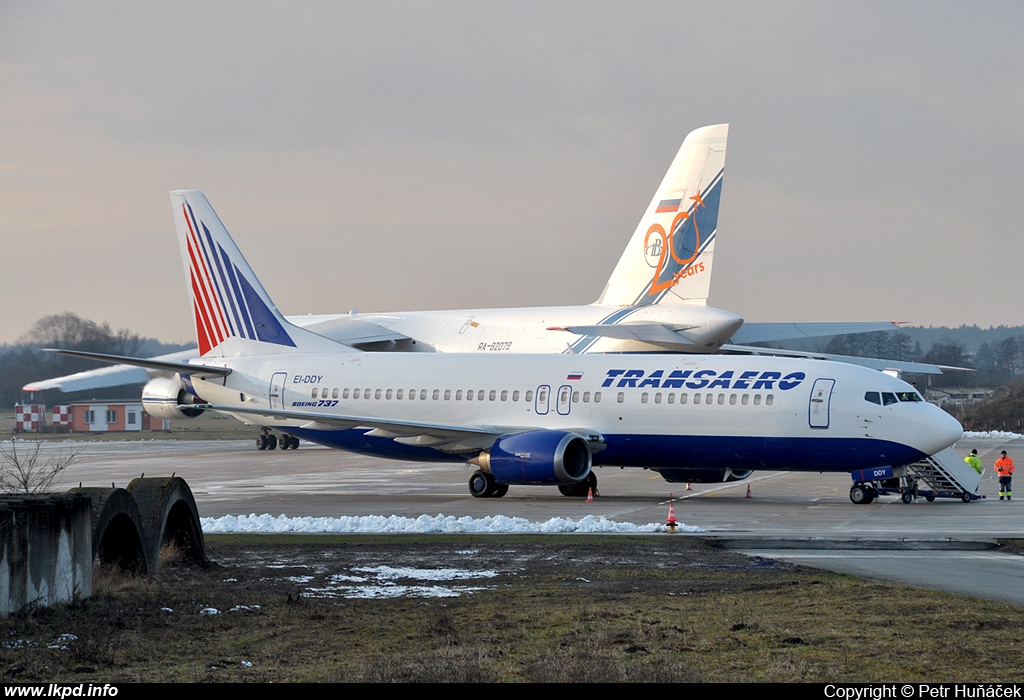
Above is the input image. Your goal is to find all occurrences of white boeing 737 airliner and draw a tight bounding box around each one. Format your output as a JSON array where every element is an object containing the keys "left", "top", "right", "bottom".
[
  {"left": 26, "top": 124, "right": 914, "bottom": 401},
  {"left": 47, "top": 190, "right": 964, "bottom": 499}
]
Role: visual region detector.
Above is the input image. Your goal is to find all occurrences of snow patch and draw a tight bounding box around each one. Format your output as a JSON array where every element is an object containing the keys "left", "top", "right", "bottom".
[
  {"left": 962, "top": 431, "right": 1023, "bottom": 440},
  {"left": 201, "top": 513, "right": 702, "bottom": 534}
]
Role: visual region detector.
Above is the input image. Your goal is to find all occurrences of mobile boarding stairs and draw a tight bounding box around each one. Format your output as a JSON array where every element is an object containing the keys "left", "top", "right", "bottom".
[{"left": 848, "top": 446, "right": 983, "bottom": 505}]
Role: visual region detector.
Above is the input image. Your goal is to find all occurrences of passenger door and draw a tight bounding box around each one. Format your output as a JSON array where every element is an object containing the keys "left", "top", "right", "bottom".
[{"left": 808, "top": 378, "right": 835, "bottom": 429}]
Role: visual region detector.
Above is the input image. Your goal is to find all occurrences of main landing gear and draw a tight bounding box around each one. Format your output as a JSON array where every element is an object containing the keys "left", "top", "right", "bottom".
[
  {"left": 468, "top": 470, "right": 509, "bottom": 499},
  {"left": 558, "top": 472, "right": 599, "bottom": 498},
  {"left": 256, "top": 429, "right": 300, "bottom": 451},
  {"left": 466, "top": 470, "right": 599, "bottom": 498}
]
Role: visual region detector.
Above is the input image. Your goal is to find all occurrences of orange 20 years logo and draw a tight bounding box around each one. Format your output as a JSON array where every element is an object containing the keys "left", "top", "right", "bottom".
[{"left": 644, "top": 190, "right": 706, "bottom": 296}]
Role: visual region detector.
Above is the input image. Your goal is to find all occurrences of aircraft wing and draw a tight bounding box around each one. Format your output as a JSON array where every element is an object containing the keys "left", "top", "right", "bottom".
[
  {"left": 193, "top": 402, "right": 506, "bottom": 453},
  {"left": 730, "top": 321, "right": 904, "bottom": 345},
  {"left": 23, "top": 348, "right": 202, "bottom": 392},
  {"left": 546, "top": 323, "right": 699, "bottom": 349},
  {"left": 720, "top": 344, "right": 971, "bottom": 375},
  {"left": 21, "top": 314, "right": 407, "bottom": 394}
]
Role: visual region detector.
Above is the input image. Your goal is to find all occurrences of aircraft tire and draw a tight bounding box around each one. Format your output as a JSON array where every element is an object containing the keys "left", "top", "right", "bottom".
[
  {"left": 469, "top": 470, "right": 496, "bottom": 498},
  {"left": 558, "top": 477, "right": 592, "bottom": 498},
  {"left": 267, "top": 434, "right": 278, "bottom": 450},
  {"left": 849, "top": 484, "right": 873, "bottom": 505},
  {"left": 279, "top": 435, "right": 290, "bottom": 450},
  {"left": 256, "top": 434, "right": 267, "bottom": 451},
  {"left": 492, "top": 484, "right": 509, "bottom": 498},
  {"left": 290, "top": 436, "right": 300, "bottom": 449}
]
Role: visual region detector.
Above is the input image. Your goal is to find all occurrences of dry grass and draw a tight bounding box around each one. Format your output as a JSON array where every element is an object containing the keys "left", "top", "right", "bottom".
[{"left": 2, "top": 536, "right": 1023, "bottom": 683}]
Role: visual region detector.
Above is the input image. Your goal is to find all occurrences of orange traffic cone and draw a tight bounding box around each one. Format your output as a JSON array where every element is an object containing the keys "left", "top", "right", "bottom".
[
  {"left": 685, "top": 482, "right": 692, "bottom": 491},
  {"left": 586, "top": 487, "right": 594, "bottom": 502},
  {"left": 745, "top": 484, "right": 752, "bottom": 499},
  {"left": 666, "top": 494, "right": 678, "bottom": 532}
]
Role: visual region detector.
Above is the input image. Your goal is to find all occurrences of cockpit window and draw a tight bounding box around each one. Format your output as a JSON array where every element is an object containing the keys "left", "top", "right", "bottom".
[
  {"left": 897, "top": 392, "right": 922, "bottom": 402},
  {"left": 881, "top": 392, "right": 898, "bottom": 406},
  {"left": 864, "top": 392, "right": 880, "bottom": 405}
]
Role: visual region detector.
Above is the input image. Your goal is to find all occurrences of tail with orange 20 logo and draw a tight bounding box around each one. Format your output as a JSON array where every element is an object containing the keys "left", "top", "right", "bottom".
[{"left": 596, "top": 124, "right": 727, "bottom": 308}]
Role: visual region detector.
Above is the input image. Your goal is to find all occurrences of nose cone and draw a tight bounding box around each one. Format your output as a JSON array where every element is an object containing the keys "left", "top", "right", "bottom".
[{"left": 919, "top": 404, "right": 964, "bottom": 456}]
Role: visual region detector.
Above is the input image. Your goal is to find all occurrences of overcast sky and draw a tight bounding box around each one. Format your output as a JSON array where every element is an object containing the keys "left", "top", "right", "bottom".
[{"left": 2, "top": 1, "right": 1021, "bottom": 346}]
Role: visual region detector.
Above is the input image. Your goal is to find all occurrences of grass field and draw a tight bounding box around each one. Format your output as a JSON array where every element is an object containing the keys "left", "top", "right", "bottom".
[{"left": 2, "top": 535, "right": 1023, "bottom": 683}]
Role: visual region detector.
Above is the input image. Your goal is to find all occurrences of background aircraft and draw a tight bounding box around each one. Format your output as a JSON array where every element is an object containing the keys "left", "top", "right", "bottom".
[
  {"left": 32, "top": 122, "right": 956, "bottom": 463},
  {"left": 25, "top": 125, "right": 917, "bottom": 403},
  {"left": 48, "top": 189, "right": 963, "bottom": 498}
]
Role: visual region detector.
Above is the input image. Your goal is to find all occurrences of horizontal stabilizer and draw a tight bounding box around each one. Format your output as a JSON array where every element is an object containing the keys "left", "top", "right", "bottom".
[
  {"left": 730, "top": 321, "right": 903, "bottom": 345},
  {"left": 291, "top": 315, "right": 411, "bottom": 347},
  {"left": 22, "top": 348, "right": 199, "bottom": 393},
  {"left": 547, "top": 322, "right": 699, "bottom": 349},
  {"left": 24, "top": 364, "right": 151, "bottom": 393},
  {"left": 40, "top": 349, "right": 231, "bottom": 378}
]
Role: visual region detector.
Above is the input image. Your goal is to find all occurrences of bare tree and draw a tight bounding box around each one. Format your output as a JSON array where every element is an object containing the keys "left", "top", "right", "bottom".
[{"left": 0, "top": 435, "right": 82, "bottom": 494}]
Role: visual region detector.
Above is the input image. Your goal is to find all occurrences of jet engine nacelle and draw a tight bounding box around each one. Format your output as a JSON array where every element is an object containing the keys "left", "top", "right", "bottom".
[
  {"left": 483, "top": 430, "right": 593, "bottom": 485},
  {"left": 141, "top": 377, "right": 206, "bottom": 420},
  {"left": 656, "top": 468, "right": 754, "bottom": 484}
]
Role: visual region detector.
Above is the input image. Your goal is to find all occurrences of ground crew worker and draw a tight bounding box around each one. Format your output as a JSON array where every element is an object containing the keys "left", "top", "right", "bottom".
[
  {"left": 965, "top": 449, "right": 983, "bottom": 475},
  {"left": 994, "top": 450, "right": 1014, "bottom": 501}
]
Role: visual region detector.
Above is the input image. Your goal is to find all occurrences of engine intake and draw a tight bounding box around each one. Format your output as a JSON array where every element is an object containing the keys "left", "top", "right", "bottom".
[
  {"left": 477, "top": 430, "right": 592, "bottom": 486},
  {"left": 142, "top": 377, "right": 205, "bottom": 420}
]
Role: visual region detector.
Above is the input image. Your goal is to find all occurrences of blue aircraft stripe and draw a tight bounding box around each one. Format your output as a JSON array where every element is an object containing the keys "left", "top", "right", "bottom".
[
  {"left": 284, "top": 427, "right": 930, "bottom": 473},
  {"left": 207, "top": 234, "right": 249, "bottom": 340},
  {"left": 646, "top": 228, "right": 717, "bottom": 306},
  {"left": 235, "top": 265, "right": 296, "bottom": 347},
  {"left": 218, "top": 242, "right": 258, "bottom": 340},
  {"left": 200, "top": 223, "right": 243, "bottom": 339}
]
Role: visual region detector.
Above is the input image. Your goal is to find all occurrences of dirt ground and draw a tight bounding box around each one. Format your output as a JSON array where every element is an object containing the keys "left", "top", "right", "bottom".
[
  {"left": 207, "top": 535, "right": 775, "bottom": 598},
  {"left": 5, "top": 536, "right": 1024, "bottom": 683}
]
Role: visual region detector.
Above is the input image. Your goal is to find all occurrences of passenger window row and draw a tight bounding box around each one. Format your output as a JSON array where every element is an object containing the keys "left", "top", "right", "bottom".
[
  {"left": 307, "top": 387, "right": 610, "bottom": 403},
  {"left": 304, "top": 385, "right": 772, "bottom": 407},
  {"left": 636, "top": 391, "right": 774, "bottom": 406}
]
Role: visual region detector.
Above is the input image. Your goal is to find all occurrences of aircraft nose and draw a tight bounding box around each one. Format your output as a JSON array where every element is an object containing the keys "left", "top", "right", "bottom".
[{"left": 919, "top": 404, "right": 964, "bottom": 455}]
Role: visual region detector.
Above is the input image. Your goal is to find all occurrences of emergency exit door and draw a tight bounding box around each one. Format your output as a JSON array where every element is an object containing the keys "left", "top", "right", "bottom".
[{"left": 808, "top": 378, "right": 835, "bottom": 429}]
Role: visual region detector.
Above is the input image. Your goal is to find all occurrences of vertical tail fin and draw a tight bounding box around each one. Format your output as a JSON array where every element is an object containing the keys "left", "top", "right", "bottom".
[
  {"left": 596, "top": 124, "right": 728, "bottom": 307},
  {"left": 171, "top": 190, "right": 335, "bottom": 356}
]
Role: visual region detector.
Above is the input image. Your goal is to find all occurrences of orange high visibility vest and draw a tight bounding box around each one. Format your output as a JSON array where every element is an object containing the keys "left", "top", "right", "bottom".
[{"left": 995, "top": 456, "right": 1015, "bottom": 477}]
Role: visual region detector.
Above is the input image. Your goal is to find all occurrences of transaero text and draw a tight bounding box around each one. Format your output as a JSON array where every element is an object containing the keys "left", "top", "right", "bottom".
[{"left": 602, "top": 369, "right": 806, "bottom": 391}]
